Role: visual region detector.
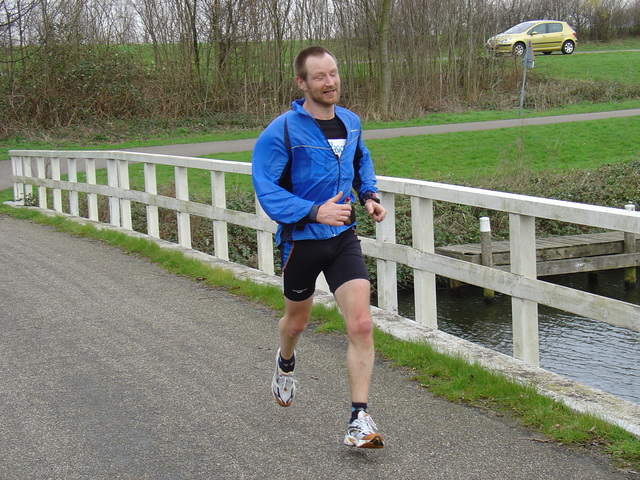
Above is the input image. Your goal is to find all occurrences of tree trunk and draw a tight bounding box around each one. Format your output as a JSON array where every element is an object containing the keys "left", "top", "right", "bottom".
[{"left": 377, "top": 0, "right": 392, "bottom": 117}]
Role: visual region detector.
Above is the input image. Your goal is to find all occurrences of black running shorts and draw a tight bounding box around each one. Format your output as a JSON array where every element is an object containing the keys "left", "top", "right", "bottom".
[{"left": 280, "top": 228, "right": 370, "bottom": 301}]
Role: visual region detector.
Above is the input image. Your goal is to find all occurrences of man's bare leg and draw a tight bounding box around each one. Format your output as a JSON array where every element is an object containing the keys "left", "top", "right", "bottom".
[
  {"left": 334, "top": 278, "right": 375, "bottom": 403},
  {"left": 271, "top": 295, "right": 313, "bottom": 407},
  {"left": 335, "top": 278, "right": 383, "bottom": 448},
  {"left": 278, "top": 295, "right": 314, "bottom": 360}
]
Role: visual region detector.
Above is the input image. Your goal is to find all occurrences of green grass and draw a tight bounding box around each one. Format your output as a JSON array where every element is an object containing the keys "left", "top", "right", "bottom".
[
  {"left": 367, "top": 116, "right": 640, "bottom": 182},
  {"left": 196, "top": 116, "right": 640, "bottom": 186},
  {"left": 1, "top": 200, "right": 638, "bottom": 471},
  {"left": 534, "top": 50, "right": 640, "bottom": 84},
  {"left": 112, "top": 129, "right": 264, "bottom": 149},
  {"left": 579, "top": 37, "right": 640, "bottom": 51}
]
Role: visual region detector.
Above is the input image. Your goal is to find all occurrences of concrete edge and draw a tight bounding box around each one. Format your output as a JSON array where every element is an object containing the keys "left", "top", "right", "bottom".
[{"left": 6, "top": 203, "right": 639, "bottom": 439}]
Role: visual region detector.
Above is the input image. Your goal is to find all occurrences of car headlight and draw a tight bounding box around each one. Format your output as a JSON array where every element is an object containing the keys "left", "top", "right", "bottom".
[{"left": 487, "top": 36, "right": 512, "bottom": 46}]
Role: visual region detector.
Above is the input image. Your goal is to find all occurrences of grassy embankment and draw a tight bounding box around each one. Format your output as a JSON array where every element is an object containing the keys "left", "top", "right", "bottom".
[{"left": 1, "top": 41, "right": 639, "bottom": 471}]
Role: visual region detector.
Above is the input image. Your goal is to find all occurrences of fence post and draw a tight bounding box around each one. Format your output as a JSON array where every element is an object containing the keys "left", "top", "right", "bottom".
[
  {"left": 36, "top": 156, "right": 47, "bottom": 210},
  {"left": 11, "top": 155, "right": 25, "bottom": 205},
  {"left": 376, "top": 191, "right": 398, "bottom": 313},
  {"left": 480, "top": 217, "right": 495, "bottom": 301},
  {"left": 24, "top": 158, "right": 33, "bottom": 203},
  {"left": 144, "top": 163, "right": 160, "bottom": 238},
  {"left": 509, "top": 213, "right": 539, "bottom": 366},
  {"left": 51, "top": 157, "right": 62, "bottom": 213},
  {"left": 118, "top": 159, "right": 132, "bottom": 230},
  {"left": 107, "top": 159, "right": 121, "bottom": 227},
  {"left": 68, "top": 158, "right": 79, "bottom": 217},
  {"left": 175, "top": 166, "right": 191, "bottom": 249},
  {"left": 86, "top": 158, "right": 99, "bottom": 222},
  {"left": 211, "top": 171, "right": 229, "bottom": 261},
  {"left": 624, "top": 203, "right": 637, "bottom": 289},
  {"left": 412, "top": 196, "right": 438, "bottom": 328},
  {"left": 255, "top": 198, "right": 275, "bottom": 276}
]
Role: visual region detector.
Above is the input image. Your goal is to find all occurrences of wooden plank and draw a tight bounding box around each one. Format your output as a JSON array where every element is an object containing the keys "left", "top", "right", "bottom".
[
  {"left": 435, "top": 231, "right": 640, "bottom": 275},
  {"left": 536, "top": 253, "right": 640, "bottom": 276},
  {"left": 492, "top": 253, "right": 640, "bottom": 275}
]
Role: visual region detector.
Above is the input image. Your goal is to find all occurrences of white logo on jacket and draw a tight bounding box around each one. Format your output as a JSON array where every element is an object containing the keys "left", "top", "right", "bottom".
[{"left": 327, "top": 138, "right": 346, "bottom": 158}]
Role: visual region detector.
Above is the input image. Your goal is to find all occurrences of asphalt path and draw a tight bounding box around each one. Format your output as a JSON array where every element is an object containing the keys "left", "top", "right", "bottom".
[
  {"left": 1, "top": 214, "right": 637, "bottom": 479},
  {"left": 122, "top": 108, "right": 640, "bottom": 156},
  {"left": 1, "top": 109, "right": 639, "bottom": 191}
]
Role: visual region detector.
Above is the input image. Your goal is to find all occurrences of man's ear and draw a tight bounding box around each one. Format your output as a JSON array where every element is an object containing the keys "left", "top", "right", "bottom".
[{"left": 296, "top": 77, "right": 307, "bottom": 92}]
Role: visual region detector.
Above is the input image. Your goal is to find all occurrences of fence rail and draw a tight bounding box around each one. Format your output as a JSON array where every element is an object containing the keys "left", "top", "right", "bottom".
[{"left": 9, "top": 149, "right": 640, "bottom": 367}]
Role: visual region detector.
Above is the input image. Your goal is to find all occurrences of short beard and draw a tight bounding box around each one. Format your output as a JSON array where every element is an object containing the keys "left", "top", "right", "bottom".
[{"left": 310, "top": 87, "right": 340, "bottom": 106}]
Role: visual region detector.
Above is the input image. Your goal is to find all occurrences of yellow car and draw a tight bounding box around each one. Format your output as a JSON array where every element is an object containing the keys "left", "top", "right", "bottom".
[{"left": 486, "top": 20, "right": 578, "bottom": 56}]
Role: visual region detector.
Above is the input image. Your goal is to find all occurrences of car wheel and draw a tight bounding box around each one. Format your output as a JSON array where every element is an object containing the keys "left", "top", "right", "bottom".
[
  {"left": 543, "top": 51, "right": 552, "bottom": 55},
  {"left": 561, "top": 40, "right": 575, "bottom": 54},
  {"left": 513, "top": 42, "right": 526, "bottom": 56}
]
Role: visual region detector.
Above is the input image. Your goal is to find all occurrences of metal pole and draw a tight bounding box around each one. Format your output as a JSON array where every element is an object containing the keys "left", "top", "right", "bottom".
[
  {"left": 519, "top": 66, "right": 527, "bottom": 117},
  {"left": 519, "top": 40, "right": 533, "bottom": 116}
]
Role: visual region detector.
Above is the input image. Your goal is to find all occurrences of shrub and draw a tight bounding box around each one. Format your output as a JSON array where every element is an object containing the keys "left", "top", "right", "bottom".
[{"left": 1, "top": 45, "right": 149, "bottom": 128}]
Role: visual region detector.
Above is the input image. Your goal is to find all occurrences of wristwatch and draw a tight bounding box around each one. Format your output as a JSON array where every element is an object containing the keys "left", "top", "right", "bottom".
[{"left": 361, "top": 192, "right": 380, "bottom": 205}]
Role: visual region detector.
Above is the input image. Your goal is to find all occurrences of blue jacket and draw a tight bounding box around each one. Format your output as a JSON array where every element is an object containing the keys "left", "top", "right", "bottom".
[{"left": 252, "top": 99, "right": 379, "bottom": 245}]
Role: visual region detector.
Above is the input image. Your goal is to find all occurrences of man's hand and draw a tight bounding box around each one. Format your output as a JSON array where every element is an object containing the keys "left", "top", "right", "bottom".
[
  {"left": 365, "top": 198, "right": 386, "bottom": 223},
  {"left": 317, "top": 192, "right": 352, "bottom": 226}
]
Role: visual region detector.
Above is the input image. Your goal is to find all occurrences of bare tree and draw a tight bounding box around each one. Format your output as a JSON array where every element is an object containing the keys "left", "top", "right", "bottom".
[
  {"left": 377, "top": 0, "right": 392, "bottom": 116},
  {"left": 262, "top": 0, "right": 294, "bottom": 104},
  {"left": 628, "top": 0, "right": 640, "bottom": 34},
  {"left": 583, "top": 0, "right": 627, "bottom": 40},
  {"left": 2, "top": 0, "right": 638, "bottom": 130}
]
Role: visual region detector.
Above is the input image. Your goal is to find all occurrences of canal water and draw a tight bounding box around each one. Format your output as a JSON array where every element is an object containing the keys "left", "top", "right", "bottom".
[{"left": 397, "top": 269, "right": 640, "bottom": 405}]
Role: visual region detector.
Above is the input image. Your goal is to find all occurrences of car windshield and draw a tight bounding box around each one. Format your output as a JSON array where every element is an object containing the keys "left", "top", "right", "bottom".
[{"left": 504, "top": 21, "right": 537, "bottom": 34}]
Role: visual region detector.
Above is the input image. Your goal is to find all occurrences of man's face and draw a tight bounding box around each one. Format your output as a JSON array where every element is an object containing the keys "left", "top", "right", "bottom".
[{"left": 297, "top": 53, "right": 341, "bottom": 107}]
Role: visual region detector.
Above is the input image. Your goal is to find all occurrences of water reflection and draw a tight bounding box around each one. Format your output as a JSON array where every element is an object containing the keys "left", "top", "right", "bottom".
[{"left": 397, "top": 269, "right": 640, "bottom": 405}]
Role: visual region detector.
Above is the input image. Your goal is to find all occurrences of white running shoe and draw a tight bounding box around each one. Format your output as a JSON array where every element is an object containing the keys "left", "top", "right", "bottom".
[
  {"left": 344, "top": 410, "right": 384, "bottom": 448},
  {"left": 271, "top": 349, "right": 296, "bottom": 407}
]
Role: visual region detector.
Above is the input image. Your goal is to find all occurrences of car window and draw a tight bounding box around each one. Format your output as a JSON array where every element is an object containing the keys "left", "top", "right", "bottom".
[
  {"left": 528, "top": 23, "right": 547, "bottom": 35},
  {"left": 548, "top": 23, "right": 563, "bottom": 33},
  {"left": 505, "top": 21, "right": 536, "bottom": 34}
]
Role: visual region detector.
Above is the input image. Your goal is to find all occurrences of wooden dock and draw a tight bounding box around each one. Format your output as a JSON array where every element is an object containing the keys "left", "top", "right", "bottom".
[{"left": 435, "top": 231, "right": 640, "bottom": 277}]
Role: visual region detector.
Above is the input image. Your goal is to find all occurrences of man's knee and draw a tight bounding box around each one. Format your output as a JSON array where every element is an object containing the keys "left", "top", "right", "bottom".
[
  {"left": 282, "top": 297, "right": 313, "bottom": 336},
  {"left": 281, "top": 310, "right": 310, "bottom": 337},
  {"left": 284, "top": 319, "right": 308, "bottom": 337},
  {"left": 347, "top": 315, "right": 373, "bottom": 339}
]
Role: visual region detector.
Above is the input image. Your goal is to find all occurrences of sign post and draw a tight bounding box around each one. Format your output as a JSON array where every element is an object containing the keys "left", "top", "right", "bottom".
[{"left": 518, "top": 40, "right": 534, "bottom": 116}]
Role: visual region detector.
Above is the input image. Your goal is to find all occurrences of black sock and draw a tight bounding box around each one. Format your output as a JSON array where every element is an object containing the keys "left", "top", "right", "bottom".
[
  {"left": 350, "top": 402, "right": 368, "bottom": 422},
  {"left": 278, "top": 352, "right": 295, "bottom": 373}
]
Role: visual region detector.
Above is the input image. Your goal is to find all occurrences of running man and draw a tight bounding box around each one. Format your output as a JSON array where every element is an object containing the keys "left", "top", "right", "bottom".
[{"left": 252, "top": 46, "right": 387, "bottom": 448}]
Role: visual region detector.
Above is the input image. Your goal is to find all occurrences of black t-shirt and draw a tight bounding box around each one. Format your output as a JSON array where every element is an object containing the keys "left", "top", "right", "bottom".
[{"left": 316, "top": 117, "right": 347, "bottom": 158}]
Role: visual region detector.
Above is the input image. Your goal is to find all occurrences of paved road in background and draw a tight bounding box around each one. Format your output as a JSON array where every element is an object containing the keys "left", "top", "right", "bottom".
[
  {"left": 122, "top": 108, "right": 640, "bottom": 157},
  {"left": 1, "top": 214, "right": 637, "bottom": 479},
  {"left": 2, "top": 109, "right": 639, "bottom": 191}
]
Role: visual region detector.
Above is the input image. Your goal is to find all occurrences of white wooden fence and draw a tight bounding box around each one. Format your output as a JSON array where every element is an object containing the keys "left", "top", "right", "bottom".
[{"left": 9, "top": 150, "right": 640, "bottom": 368}]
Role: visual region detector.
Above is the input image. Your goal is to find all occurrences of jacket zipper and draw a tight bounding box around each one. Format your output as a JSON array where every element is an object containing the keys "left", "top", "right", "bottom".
[{"left": 312, "top": 115, "right": 345, "bottom": 199}]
